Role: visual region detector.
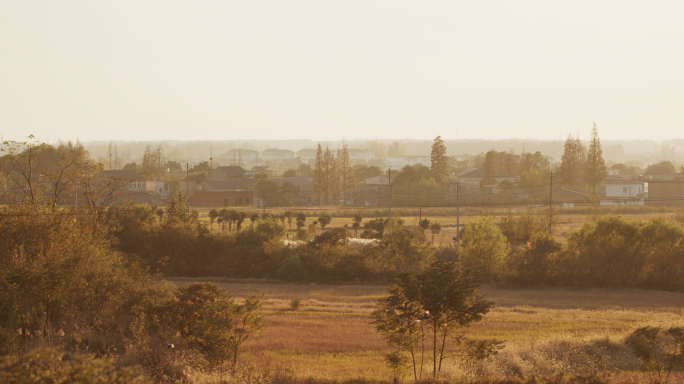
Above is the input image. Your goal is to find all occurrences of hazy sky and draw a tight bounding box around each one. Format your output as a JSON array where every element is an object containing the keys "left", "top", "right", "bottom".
[{"left": 1, "top": 1, "right": 683, "bottom": 142}]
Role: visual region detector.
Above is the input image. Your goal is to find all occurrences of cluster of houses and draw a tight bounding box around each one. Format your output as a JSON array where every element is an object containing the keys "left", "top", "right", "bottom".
[{"left": 96, "top": 155, "right": 684, "bottom": 208}]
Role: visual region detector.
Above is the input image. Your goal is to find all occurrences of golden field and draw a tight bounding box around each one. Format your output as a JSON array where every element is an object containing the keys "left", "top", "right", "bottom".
[{"left": 169, "top": 278, "right": 684, "bottom": 382}]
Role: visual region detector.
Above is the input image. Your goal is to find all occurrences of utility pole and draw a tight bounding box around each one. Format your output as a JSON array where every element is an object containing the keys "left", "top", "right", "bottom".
[
  {"left": 549, "top": 172, "right": 553, "bottom": 233},
  {"left": 419, "top": 207, "right": 422, "bottom": 223},
  {"left": 186, "top": 163, "right": 189, "bottom": 210},
  {"left": 388, "top": 168, "right": 392, "bottom": 221},
  {"left": 456, "top": 181, "right": 460, "bottom": 243}
]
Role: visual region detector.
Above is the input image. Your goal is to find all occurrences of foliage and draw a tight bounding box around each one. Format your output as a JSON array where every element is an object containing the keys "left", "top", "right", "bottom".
[
  {"left": 518, "top": 169, "right": 549, "bottom": 201},
  {"left": 626, "top": 326, "right": 684, "bottom": 382},
  {"left": 429, "top": 222, "right": 442, "bottom": 243},
  {"left": 352, "top": 214, "right": 363, "bottom": 237},
  {"left": 559, "top": 133, "right": 586, "bottom": 188},
  {"left": 459, "top": 217, "right": 509, "bottom": 277},
  {"left": 583, "top": 123, "right": 608, "bottom": 193},
  {"left": 372, "top": 260, "right": 499, "bottom": 380},
  {"left": 353, "top": 164, "right": 382, "bottom": 182},
  {"left": 289, "top": 298, "right": 302, "bottom": 311},
  {"left": 430, "top": 136, "right": 449, "bottom": 182},
  {"left": 282, "top": 168, "right": 298, "bottom": 177},
  {"left": 482, "top": 150, "right": 497, "bottom": 185},
  {"left": 0, "top": 347, "right": 151, "bottom": 383}
]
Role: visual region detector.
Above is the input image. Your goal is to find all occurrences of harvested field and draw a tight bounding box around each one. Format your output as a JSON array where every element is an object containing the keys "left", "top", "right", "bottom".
[{"left": 169, "top": 278, "right": 684, "bottom": 382}]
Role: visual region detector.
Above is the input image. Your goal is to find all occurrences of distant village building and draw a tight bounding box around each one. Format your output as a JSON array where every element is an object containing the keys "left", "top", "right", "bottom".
[
  {"left": 363, "top": 175, "right": 391, "bottom": 195},
  {"left": 190, "top": 190, "right": 253, "bottom": 207},
  {"left": 208, "top": 166, "right": 248, "bottom": 181},
  {"left": 606, "top": 167, "right": 620, "bottom": 176},
  {"left": 93, "top": 170, "right": 165, "bottom": 205},
  {"left": 644, "top": 167, "right": 676, "bottom": 181},
  {"left": 226, "top": 149, "right": 259, "bottom": 166},
  {"left": 646, "top": 181, "right": 684, "bottom": 206},
  {"left": 347, "top": 149, "right": 376, "bottom": 162},
  {"left": 261, "top": 149, "right": 295, "bottom": 161},
  {"left": 600, "top": 180, "right": 645, "bottom": 206},
  {"left": 296, "top": 149, "right": 317, "bottom": 161}
]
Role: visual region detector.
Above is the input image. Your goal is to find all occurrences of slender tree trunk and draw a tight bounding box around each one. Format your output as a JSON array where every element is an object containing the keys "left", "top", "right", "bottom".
[{"left": 433, "top": 324, "right": 438, "bottom": 378}]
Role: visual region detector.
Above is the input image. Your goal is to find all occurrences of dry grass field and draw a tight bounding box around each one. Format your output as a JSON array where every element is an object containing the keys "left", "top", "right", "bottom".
[{"left": 169, "top": 278, "right": 684, "bottom": 382}]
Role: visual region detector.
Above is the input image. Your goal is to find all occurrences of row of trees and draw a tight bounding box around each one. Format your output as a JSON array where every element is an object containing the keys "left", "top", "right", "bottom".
[
  {"left": 311, "top": 144, "right": 358, "bottom": 205},
  {"left": 558, "top": 124, "right": 607, "bottom": 192},
  {"left": 479, "top": 148, "right": 550, "bottom": 181}
]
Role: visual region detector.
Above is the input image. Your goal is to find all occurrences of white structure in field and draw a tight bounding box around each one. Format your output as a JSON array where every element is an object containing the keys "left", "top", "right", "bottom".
[{"left": 601, "top": 180, "right": 646, "bottom": 206}]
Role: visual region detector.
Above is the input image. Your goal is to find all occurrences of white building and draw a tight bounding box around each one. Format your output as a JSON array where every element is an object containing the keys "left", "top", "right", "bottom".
[
  {"left": 296, "top": 148, "right": 318, "bottom": 160},
  {"left": 606, "top": 167, "right": 620, "bottom": 176},
  {"left": 146, "top": 180, "right": 166, "bottom": 195},
  {"left": 261, "top": 149, "right": 295, "bottom": 161},
  {"left": 385, "top": 155, "right": 431, "bottom": 169},
  {"left": 347, "top": 149, "right": 376, "bottom": 162},
  {"left": 226, "top": 149, "right": 259, "bottom": 165},
  {"left": 601, "top": 180, "right": 646, "bottom": 206}
]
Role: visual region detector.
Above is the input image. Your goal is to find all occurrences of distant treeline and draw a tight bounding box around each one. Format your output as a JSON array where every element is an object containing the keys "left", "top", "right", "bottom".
[{"left": 81, "top": 138, "right": 674, "bottom": 164}]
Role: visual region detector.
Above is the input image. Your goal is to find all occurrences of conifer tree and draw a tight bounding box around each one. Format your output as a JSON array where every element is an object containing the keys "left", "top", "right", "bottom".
[
  {"left": 430, "top": 136, "right": 448, "bottom": 182},
  {"left": 584, "top": 123, "right": 608, "bottom": 193}
]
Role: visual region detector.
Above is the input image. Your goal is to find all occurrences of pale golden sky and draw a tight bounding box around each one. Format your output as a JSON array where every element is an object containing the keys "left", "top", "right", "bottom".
[{"left": 1, "top": 1, "right": 682, "bottom": 142}]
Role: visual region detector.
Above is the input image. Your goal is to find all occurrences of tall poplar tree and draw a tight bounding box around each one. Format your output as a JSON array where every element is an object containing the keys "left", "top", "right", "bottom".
[
  {"left": 322, "top": 147, "right": 334, "bottom": 205},
  {"left": 559, "top": 134, "right": 578, "bottom": 187},
  {"left": 559, "top": 134, "right": 586, "bottom": 188},
  {"left": 583, "top": 123, "right": 608, "bottom": 193},
  {"left": 340, "top": 145, "right": 357, "bottom": 203},
  {"left": 312, "top": 144, "right": 323, "bottom": 205},
  {"left": 430, "top": 136, "right": 448, "bottom": 182}
]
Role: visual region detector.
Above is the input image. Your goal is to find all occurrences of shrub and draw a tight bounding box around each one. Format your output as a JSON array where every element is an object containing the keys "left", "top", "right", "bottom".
[{"left": 289, "top": 298, "right": 302, "bottom": 311}]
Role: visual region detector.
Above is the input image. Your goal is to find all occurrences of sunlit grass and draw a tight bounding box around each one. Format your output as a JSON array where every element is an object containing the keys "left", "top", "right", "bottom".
[{"left": 169, "top": 278, "right": 684, "bottom": 381}]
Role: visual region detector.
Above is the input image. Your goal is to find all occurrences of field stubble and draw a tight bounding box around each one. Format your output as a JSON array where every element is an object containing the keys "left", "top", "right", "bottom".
[{"left": 169, "top": 278, "right": 684, "bottom": 382}]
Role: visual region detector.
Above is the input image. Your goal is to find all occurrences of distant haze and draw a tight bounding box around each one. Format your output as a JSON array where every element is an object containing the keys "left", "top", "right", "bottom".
[{"left": 1, "top": 1, "right": 683, "bottom": 142}]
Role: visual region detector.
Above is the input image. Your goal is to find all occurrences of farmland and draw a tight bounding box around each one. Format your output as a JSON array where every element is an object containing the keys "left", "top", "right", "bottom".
[{"left": 170, "top": 277, "right": 684, "bottom": 382}]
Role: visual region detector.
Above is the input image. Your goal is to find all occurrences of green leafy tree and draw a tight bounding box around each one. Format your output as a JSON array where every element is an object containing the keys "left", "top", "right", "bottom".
[
  {"left": 419, "top": 218, "right": 431, "bottom": 233},
  {"left": 482, "top": 150, "right": 497, "bottom": 185},
  {"left": 459, "top": 217, "right": 508, "bottom": 277},
  {"left": 626, "top": 326, "right": 684, "bottom": 382},
  {"left": 518, "top": 169, "right": 549, "bottom": 201},
  {"left": 352, "top": 214, "right": 363, "bottom": 237},
  {"left": 297, "top": 163, "right": 313, "bottom": 176},
  {"left": 253, "top": 179, "right": 280, "bottom": 208},
  {"left": 208, "top": 209, "right": 218, "bottom": 229},
  {"left": 282, "top": 169, "right": 298, "bottom": 177},
  {"left": 372, "top": 260, "right": 499, "bottom": 380},
  {"left": 318, "top": 214, "right": 332, "bottom": 230},
  {"left": 429, "top": 222, "right": 441, "bottom": 244},
  {"left": 284, "top": 211, "right": 294, "bottom": 237}
]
